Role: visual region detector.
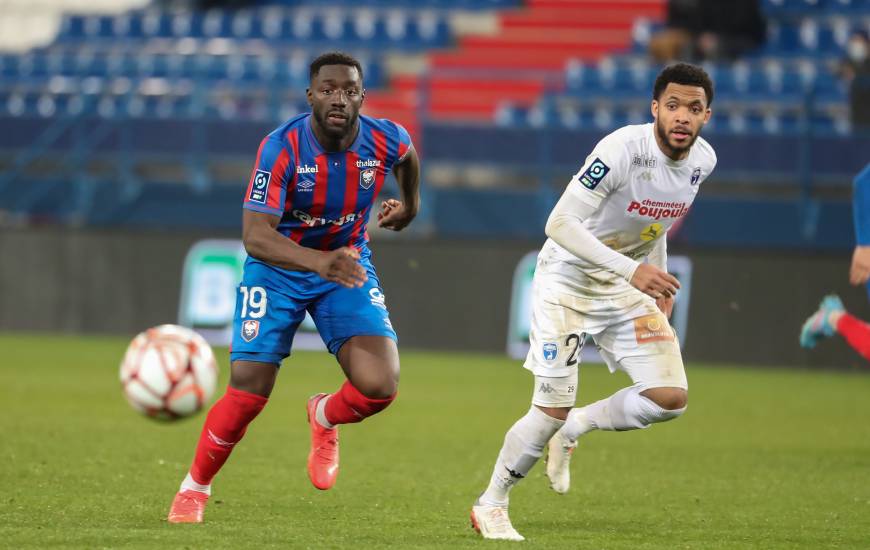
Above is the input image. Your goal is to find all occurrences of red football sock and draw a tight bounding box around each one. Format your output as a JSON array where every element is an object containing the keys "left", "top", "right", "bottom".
[
  {"left": 189, "top": 386, "right": 268, "bottom": 485},
  {"left": 836, "top": 313, "right": 870, "bottom": 361},
  {"left": 324, "top": 381, "right": 396, "bottom": 425}
]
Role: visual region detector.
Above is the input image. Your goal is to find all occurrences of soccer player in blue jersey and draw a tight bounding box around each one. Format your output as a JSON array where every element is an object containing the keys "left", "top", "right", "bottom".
[
  {"left": 802, "top": 162, "right": 870, "bottom": 359},
  {"left": 168, "top": 51, "right": 420, "bottom": 523}
]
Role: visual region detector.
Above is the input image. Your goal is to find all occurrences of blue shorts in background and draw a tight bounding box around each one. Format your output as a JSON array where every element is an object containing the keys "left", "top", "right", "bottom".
[{"left": 229, "top": 250, "right": 396, "bottom": 365}]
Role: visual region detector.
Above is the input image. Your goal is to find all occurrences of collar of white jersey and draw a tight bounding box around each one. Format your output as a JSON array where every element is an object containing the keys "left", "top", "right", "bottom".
[{"left": 647, "top": 122, "right": 691, "bottom": 168}]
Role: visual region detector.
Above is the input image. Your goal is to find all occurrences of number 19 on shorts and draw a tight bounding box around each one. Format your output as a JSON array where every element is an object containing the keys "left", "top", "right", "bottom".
[{"left": 239, "top": 286, "right": 267, "bottom": 318}]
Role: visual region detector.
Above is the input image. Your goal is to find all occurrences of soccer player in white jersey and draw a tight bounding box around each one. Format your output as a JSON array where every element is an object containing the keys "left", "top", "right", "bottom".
[{"left": 471, "top": 63, "right": 717, "bottom": 541}]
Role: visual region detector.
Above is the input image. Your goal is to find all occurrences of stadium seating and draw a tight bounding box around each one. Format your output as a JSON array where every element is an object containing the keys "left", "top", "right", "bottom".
[{"left": 0, "top": 0, "right": 866, "bottom": 242}]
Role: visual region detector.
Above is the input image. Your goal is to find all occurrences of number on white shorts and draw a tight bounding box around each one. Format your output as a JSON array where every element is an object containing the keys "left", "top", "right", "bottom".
[{"left": 240, "top": 286, "right": 267, "bottom": 318}]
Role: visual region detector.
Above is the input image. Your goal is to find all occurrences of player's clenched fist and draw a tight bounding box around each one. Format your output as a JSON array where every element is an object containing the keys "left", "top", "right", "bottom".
[
  {"left": 630, "top": 263, "right": 680, "bottom": 300},
  {"left": 317, "top": 247, "right": 368, "bottom": 288},
  {"left": 377, "top": 198, "right": 415, "bottom": 231}
]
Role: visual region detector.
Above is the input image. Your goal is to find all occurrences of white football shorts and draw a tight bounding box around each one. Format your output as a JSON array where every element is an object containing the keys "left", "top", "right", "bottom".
[{"left": 524, "top": 271, "right": 688, "bottom": 395}]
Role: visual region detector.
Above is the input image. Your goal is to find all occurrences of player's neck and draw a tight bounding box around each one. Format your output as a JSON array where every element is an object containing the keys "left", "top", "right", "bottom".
[{"left": 311, "top": 119, "right": 360, "bottom": 152}]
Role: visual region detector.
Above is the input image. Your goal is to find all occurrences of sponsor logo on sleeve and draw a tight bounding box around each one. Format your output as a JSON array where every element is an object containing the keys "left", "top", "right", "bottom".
[
  {"left": 577, "top": 158, "right": 610, "bottom": 190},
  {"left": 542, "top": 342, "right": 558, "bottom": 362},
  {"left": 248, "top": 170, "right": 271, "bottom": 204}
]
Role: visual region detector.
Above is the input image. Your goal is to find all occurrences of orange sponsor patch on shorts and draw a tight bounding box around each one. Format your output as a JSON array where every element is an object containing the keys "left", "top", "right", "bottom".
[{"left": 634, "top": 314, "right": 674, "bottom": 344}]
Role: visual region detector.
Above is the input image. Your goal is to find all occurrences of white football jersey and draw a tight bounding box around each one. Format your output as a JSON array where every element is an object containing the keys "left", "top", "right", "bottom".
[{"left": 538, "top": 122, "right": 717, "bottom": 296}]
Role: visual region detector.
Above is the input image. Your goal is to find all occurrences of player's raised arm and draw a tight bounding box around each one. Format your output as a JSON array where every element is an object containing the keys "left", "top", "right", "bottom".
[
  {"left": 242, "top": 209, "right": 367, "bottom": 288},
  {"left": 377, "top": 145, "right": 420, "bottom": 231}
]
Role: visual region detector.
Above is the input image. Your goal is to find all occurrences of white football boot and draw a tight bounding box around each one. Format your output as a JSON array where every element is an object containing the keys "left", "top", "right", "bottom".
[
  {"left": 470, "top": 503, "right": 525, "bottom": 541},
  {"left": 546, "top": 431, "right": 577, "bottom": 494}
]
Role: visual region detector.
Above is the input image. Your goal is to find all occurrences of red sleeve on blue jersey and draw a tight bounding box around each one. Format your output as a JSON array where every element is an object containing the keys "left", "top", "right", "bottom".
[
  {"left": 393, "top": 122, "right": 413, "bottom": 166},
  {"left": 243, "top": 137, "right": 293, "bottom": 216}
]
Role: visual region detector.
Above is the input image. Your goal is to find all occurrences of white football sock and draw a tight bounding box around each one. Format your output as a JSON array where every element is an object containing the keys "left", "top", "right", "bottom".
[
  {"left": 180, "top": 472, "right": 211, "bottom": 496},
  {"left": 561, "top": 386, "right": 686, "bottom": 441},
  {"left": 315, "top": 395, "right": 334, "bottom": 429},
  {"left": 478, "top": 407, "right": 565, "bottom": 506}
]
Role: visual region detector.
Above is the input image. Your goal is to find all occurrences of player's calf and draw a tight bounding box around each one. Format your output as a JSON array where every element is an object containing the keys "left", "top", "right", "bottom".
[
  {"left": 562, "top": 385, "right": 686, "bottom": 441},
  {"left": 323, "top": 380, "right": 396, "bottom": 425}
]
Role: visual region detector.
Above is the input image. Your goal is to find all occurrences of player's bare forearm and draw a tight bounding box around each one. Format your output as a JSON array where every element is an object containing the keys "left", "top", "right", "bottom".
[
  {"left": 242, "top": 210, "right": 366, "bottom": 287},
  {"left": 378, "top": 147, "right": 420, "bottom": 231},
  {"left": 242, "top": 209, "right": 323, "bottom": 271}
]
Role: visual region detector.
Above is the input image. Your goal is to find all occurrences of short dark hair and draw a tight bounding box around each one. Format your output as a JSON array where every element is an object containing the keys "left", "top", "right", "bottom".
[
  {"left": 309, "top": 51, "right": 364, "bottom": 82},
  {"left": 653, "top": 63, "right": 714, "bottom": 107}
]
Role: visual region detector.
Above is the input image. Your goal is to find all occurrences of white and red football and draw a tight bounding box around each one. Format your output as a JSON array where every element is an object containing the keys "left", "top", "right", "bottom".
[{"left": 119, "top": 324, "right": 218, "bottom": 421}]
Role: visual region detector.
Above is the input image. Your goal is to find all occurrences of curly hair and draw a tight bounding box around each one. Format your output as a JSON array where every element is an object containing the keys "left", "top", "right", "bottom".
[{"left": 653, "top": 63, "right": 714, "bottom": 107}]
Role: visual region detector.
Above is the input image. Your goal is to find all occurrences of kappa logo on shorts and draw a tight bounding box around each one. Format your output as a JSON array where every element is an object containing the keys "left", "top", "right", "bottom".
[
  {"left": 577, "top": 157, "right": 610, "bottom": 190},
  {"left": 360, "top": 167, "right": 376, "bottom": 190},
  {"left": 241, "top": 320, "right": 260, "bottom": 342},
  {"left": 538, "top": 382, "right": 555, "bottom": 394},
  {"left": 542, "top": 342, "right": 558, "bottom": 362},
  {"left": 248, "top": 170, "right": 271, "bottom": 204},
  {"left": 634, "top": 314, "right": 674, "bottom": 344}
]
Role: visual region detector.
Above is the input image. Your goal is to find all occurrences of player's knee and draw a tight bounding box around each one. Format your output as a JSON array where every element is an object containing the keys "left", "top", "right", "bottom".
[
  {"left": 352, "top": 372, "right": 399, "bottom": 399},
  {"left": 641, "top": 387, "right": 687, "bottom": 411},
  {"left": 230, "top": 361, "right": 278, "bottom": 397}
]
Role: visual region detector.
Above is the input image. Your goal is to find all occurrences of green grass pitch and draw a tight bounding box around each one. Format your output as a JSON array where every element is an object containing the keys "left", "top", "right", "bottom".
[{"left": 2, "top": 333, "right": 870, "bottom": 549}]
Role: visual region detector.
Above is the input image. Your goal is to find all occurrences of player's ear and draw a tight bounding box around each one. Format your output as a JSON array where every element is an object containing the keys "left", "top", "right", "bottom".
[
  {"left": 306, "top": 87, "right": 313, "bottom": 106},
  {"left": 703, "top": 107, "right": 712, "bottom": 124},
  {"left": 650, "top": 99, "right": 658, "bottom": 119},
  {"left": 361, "top": 88, "right": 366, "bottom": 104}
]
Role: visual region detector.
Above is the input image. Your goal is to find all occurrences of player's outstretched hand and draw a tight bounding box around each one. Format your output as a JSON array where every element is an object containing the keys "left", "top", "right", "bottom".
[
  {"left": 630, "top": 264, "right": 680, "bottom": 301},
  {"left": 850, "top": 245, "right": 870, "bottom": 285},
  {"left": 377, "top": 199, "right": 415, "bottom": 231},
  {"left": 317, "top": 247, "right": 368, "bottom": 288}
]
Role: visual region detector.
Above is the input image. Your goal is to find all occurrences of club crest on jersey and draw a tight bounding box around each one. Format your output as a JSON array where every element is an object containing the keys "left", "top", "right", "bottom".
[
  {"left": 297, "top": 178, "right": 315, "bottom": 192},
  {"left": 241, "top": 320, "right": 259, "bottom": 342},
  {"left": 577, "top": 158, "right": 610, "bottom": 190},
  {"left": 542, "top": 342, "right": 558, "bottom": 362},
  {"left": 360, "top": 167, "right": 376, "bottom": 190},
  {"left": 691, "top": 167, "right": 702, "bottom": 186},
  {"left": 248, "top": 170, "right": 271, "bottom": 204}
]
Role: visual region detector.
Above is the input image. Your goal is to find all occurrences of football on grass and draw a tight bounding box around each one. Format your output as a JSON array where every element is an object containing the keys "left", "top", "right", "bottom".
[{"left": 119, "top": 324, "right": 218, "bottom": 420}]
